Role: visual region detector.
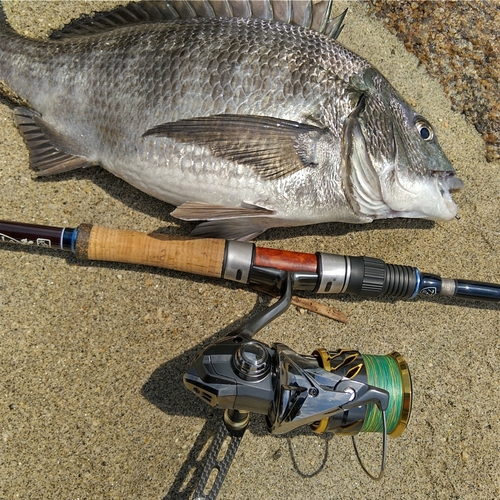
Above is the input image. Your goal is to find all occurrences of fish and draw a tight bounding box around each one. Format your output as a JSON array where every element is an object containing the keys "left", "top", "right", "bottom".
[{"left": 0, "top": 0, "right": 463, "bottom": 240}]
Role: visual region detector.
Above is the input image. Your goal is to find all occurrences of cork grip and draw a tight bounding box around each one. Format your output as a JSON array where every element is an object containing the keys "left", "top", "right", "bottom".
[{"left": 75, "top": 224, "right": 226, "bottom": 278}]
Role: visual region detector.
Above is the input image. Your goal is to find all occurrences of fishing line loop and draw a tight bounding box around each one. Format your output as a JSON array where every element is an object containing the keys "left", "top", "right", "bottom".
[{"left": 351, "top": 409, "right": 387, "bottom": 481}]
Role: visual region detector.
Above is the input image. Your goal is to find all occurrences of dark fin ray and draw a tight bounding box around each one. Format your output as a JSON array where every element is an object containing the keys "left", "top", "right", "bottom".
[
  {"left": 248, "top": 0, "right": 273, "bottom": 20},
  {"left": 310, "top": 0, "right": 332, "bottom": 33},
  {"left": 290, "top": 1, "right": 313, "bottom": 29},
  {"left": 190, "top": 219, "right": 270, "bottom": 241},
  {"left": 172, "top": 201, "right": 275, "bottom": 221},
  {"left": 170, "top": 0, "right": 199, "bottom": 18},
  {"left": 208, "top": 0, "right": 233, "bottom": 17},
  {"left": 50, "top": 1, "right": 346, "bottom": 39},
  {"left": 326, "top": 8, "right": 347, "bottom": 39},
  {"left": 14, "top": 107, "right": 94, "bottom": 176},
  {"left": 227, "top": 0, "right": 252, "bottom": 18},
  {"left": 172, "top": 0, "right": 217, "bottom": 18},
  {"left": 144, "top": 114, "right": 326, "bottom": 179},
  {"left": 272, "top": 0, "right": 292, "bottom": 24}
]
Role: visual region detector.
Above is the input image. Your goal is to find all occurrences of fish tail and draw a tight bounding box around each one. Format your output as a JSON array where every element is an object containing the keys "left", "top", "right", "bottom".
[
  {"left": 0, "top": 0, "right": 19, "bottom": 41},
  {"left": 0, "top": 1, "right": 13, "bottom": 32},
  {"left": 0, "top": 1, "right": 6, "bottom": 27},
  {"left": 0, "top": 0, "right": 10, "bottom": 96}
]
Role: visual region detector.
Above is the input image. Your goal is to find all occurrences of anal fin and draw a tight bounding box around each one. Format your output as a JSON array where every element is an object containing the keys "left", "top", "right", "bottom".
[
  {"left": 14, "top": 107, "right": 95, "bottom": 176},
  {"left": 171, "top": 201, "right": 276, "bottom": 241},
  {"left": 171, "top": 201, "right": 274, "bottom": 220},
  {"left": 189, "top": 219, "right": 269, "bottom": 241}
]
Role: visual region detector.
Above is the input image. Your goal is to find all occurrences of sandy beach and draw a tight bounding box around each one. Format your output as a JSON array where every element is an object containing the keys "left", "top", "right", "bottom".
[{"left": 1, "top": 2, "right": 499, "bottom": 499}]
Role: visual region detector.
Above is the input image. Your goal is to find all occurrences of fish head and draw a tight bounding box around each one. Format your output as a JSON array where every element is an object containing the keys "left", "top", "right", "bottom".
[{"left": 343, "top": 68, "right": 463, "bottom": 222}]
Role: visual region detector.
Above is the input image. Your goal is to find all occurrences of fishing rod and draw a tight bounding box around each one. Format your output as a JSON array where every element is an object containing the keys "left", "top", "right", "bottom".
[{"left": 1, "top": 219, "right": 499, "bottom": 302}]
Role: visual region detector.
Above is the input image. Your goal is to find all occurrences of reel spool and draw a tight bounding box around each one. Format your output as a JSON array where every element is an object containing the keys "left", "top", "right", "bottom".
[
  {"left": 310, "top": 348, "right": 412, "bottom": 479},
  {"left": 311, "top": 349, "right": 412, "bottom": 438}
]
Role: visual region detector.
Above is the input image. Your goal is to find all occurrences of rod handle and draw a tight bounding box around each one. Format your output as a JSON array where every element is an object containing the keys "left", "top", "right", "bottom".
[{"left": 75, "top": 224, "right": 226, "bottom": 278}]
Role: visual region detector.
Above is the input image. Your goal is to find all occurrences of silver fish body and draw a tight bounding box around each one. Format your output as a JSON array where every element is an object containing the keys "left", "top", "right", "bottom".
[{"left": 0, "top": 0, "right": 463, "bottom": 240}]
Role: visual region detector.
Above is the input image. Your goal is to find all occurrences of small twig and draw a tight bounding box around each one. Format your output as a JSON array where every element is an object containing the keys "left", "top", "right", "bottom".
[{"left": 251, "top": 285, "right": 348, "bottom": 324}]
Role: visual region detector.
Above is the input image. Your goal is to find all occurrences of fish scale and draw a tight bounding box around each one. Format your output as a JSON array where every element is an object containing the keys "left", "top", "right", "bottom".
[{"left": 0, "top": 0, "right": 462, "bottom": 240}]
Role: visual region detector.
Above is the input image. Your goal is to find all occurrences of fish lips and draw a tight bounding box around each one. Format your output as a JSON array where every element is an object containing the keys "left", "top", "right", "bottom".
[{"left": 434, "top": 171, "right": 465, "bottom": 218}]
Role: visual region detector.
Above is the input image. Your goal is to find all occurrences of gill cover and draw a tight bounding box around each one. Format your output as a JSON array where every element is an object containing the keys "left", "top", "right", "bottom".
[{"left": 343, "top": 68, "right": 463, "bottom": 222}]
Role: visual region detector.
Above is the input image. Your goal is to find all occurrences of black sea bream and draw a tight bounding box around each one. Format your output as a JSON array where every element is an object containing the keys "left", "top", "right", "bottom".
[{"left": 0, "top": 0, "right": 463, "bottom": 239}]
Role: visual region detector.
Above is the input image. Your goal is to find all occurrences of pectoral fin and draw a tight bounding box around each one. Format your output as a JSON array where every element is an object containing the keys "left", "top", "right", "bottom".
[
  {"left": 144, "top": 114, "right": 327, "bottom": 179},
  {"left": 14, "top": 107, "right": 94, "bottom": 176}
]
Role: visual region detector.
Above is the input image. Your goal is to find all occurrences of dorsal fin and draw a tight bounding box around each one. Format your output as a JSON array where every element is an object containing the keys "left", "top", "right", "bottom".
[
  {"left": 49, "top": 2, "right": 184, "bottom": 39},
  {"left": 50, "top": 0, "right": 346, "bottom": 40}
]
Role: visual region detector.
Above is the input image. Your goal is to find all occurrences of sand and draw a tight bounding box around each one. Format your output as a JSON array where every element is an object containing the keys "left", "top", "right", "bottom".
[{"left": 0, "top": 2, "right": 499, "bottom": 499}]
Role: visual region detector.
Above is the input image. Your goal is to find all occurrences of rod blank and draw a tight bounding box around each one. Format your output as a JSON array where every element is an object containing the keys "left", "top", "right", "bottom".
[{"left": 1, "top": 219, "right": 499, "bottom": 303}]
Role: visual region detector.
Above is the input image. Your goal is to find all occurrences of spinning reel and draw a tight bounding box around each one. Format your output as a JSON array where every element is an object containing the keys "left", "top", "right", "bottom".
[{"left": 184, "top": 272, "right": 412, "bottom": 499}]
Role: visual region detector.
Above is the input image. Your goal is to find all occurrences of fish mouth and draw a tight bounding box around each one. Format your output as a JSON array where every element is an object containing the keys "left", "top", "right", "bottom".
[
  {"left": 435, "top": 171, "right": 464, "bottom": 192},
  {"left": 376, "top": 168, "right": 465, "bottom": 222},
  {"left": 387, "top": 168, "right": 465, "bottom": 221},
  {"left": 434, "top": 171, "right": 464, "bottom": 218}
]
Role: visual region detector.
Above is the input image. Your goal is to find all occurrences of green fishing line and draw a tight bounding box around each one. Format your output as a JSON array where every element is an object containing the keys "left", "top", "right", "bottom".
[{"left": 360, "top": 354, "right": 402, "bottom": 434}]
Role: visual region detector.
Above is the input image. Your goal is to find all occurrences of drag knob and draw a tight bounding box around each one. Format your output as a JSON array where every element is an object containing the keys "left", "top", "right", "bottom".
[{"left": 233, "top": 340, "right": 270, "bottom": 381}]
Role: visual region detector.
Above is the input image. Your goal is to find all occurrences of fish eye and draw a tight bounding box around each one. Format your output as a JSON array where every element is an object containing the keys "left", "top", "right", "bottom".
[{"left": 415, "top": 118, "right": 434, "bottom": 141}]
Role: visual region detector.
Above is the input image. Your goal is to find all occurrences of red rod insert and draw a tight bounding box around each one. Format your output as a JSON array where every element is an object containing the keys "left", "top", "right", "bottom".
[{"left": 254, "top": 247, "right": 318, "bottom": 273}]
